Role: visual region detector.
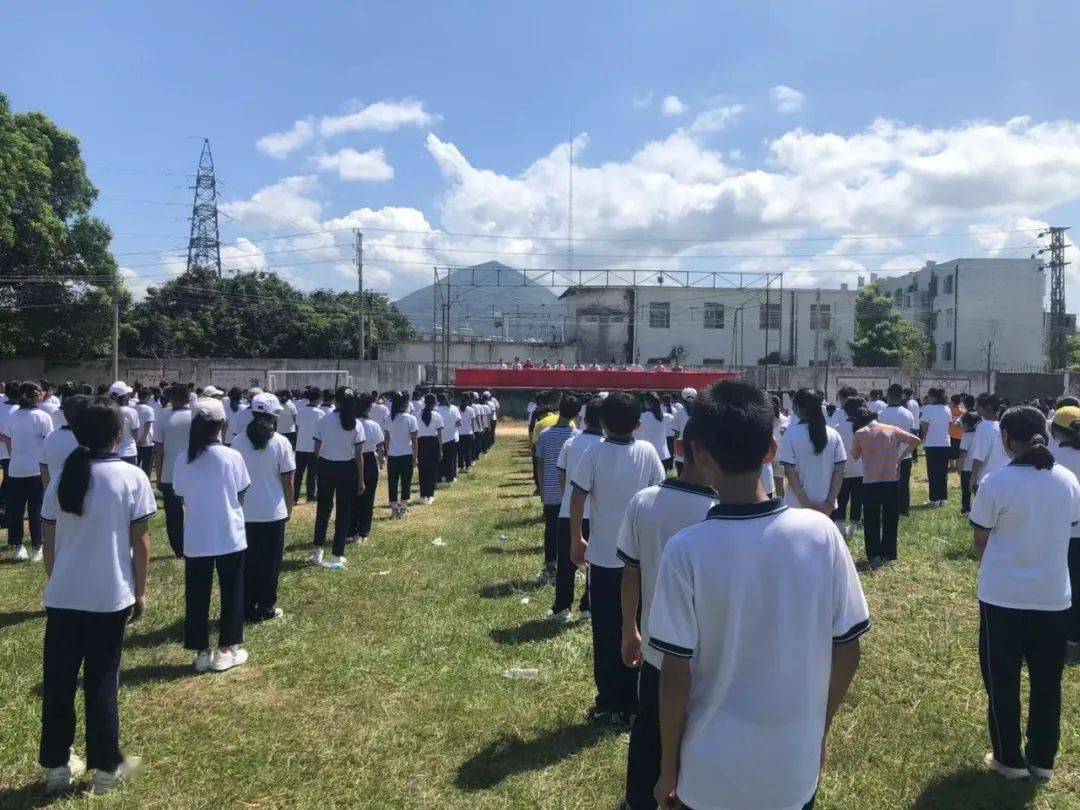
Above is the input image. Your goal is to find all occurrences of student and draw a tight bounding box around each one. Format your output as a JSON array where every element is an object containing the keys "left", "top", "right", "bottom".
[
  {"left": 435, "top": 392, "right": 461, "bottom": 485},
  {"left": 831, "top": 396, "right": 865, "bottom": 538},
  {"left": 970, "top": 405, "right": 1080, "bottom": 781},
  {"left": 920, "top": 387, "right": 954, "bottom": 507},
  {"left": 488, "top": 390, "right": 501, "bottom": 444},
  {"left": 311, "top": 388, "right": 365, "bottom": 569},
  {"left": 172, "top": 398, "right": 251, "bottom": 672},
  {"left": 0, "top": 379, "right": 18, "bottom": 517},
  {"left": 154, "top": 383, "right": 194, "bottom": 559},
  {"left": 0, "top": 381, "right": 54, "bottom": 561},
  {"left": 634, "top": 392, "right": 675, "bottom": 471},
  {"left": 1049, "top": 406, "right": 1080, "bottom": 663},
  {"left": 294, "top": 387, "right": 325, "bottom": 502},
  {"left": 536, "top": 396, "right": 579, "bottom": 586},
  {"left": 958, "top": 411, "right": 982, "bottom": 516},
  {"left": 867, "top": 389, "right": 887, "bottom": 414},
  {"left": 457, "top": 391, "right": 476, "bottom": 474},
  {"left": 771, "top": 394, "right": 789, "bottom": 497},
  {"left": 852, "top": 407, "right": 921, "bottom": 569},
  {"left": 351, "top": 393, "right": 385, "bottom": 543},
  {"left": 616, "top": 415, "right": 718, "bottom": 810},
  {"left": 38, "top": 398, "right": 154, "bottom": 795},
  {"left": 231, "top": 394, "right": 295, "bottom": 620},
  {"left": 671, "top": 388, "right": 697, "bottom": 477},
  {"left": 320, "top": 388, "right": 335, "bottom": 416},
  {"left": 970, "top": 393, "right": 1010, "bottom": 491},
  {"left": 370, "top": 393, "right": 391, "bottom": 433},
  {"left": 415, "top": 394, "right": 444, "bottom": 506},
  {"left": 777, "top": 388, "right": 846, "bottom": 515},
  {"left": 878, "top": 384, "right": 917, "bottom": 516},
  {"left": 385, "top": 392, "right": 419, "bottom": 518},
  {"left": 949, "top": 393, "right": 967, "bottom": 471},
  {"left": 648, "top": 380, "right": 868, "bottom": 810},
  {"left": 275, "top": 389, "right": 298, "bottom": 449},
  {"left": 40, "top": 395, "right": 89, "bottom": 488},
  {"left": 108, "top": 382, "right": 140, "bottom": 465},
  {"left": 224, "top": 387, "right": 248, "bottom": 445},
  {"left": 570, "top": 392, "right": 665, "bottom": 725},
  {"left": 134, "top": 388, "right": 156, "bottom": 477}
]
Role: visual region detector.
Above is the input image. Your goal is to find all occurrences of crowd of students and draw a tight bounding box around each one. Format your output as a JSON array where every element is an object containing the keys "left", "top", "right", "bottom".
[{"left": 0, "top": 378, "right": 499, "bottom": 796}]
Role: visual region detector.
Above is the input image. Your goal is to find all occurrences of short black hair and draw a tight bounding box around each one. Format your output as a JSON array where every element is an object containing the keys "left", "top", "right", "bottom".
[
  {"left": 687, "top": 381, "right": 772, "bottom": 474},
  {"left": 582, "top": 397, "right": 603, "bottom": 430},
  {"left": 886, "top": 383, "right": 904, "bottom": 402},
  {"left": 599, "top": 391, "right": 641, "bottom": 436},
  {"left": 558, "top": 395, "right": 579, "bottom": 419}
]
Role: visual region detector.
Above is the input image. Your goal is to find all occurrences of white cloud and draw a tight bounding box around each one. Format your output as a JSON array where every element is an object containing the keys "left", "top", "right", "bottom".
[
  {"left": 632, "top": 92, "right": 654, "bottom": 109},
  {"left": 661, "top": 95, "right": 686, "bottom": 116},
  {"left": 770, "top": 85, "right": 805, "bottom": 114},
  {"left": 319, "top": 98, "right": 436, "bottom": 137},
  {"left": 255, "top": 119, "right": 315, "bottom": 159},
  {"left": 219, "top": 175, "right": 324, "bottom": 232},
  {"left": 689, "top": 104, "right": 745, "bottom": 133},
  {"left": 220, "top": 237, "right": 268, "bottom": 273},
  {"left": 312, "top": 147, "right": 394, "bottom": 182}
]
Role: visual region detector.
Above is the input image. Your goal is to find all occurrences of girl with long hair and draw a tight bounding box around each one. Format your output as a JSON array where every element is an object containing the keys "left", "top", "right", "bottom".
[
  {"left": 351, "top": 393, "right": 385, "bottom": 543},
  {"left": 224, "top": 386, "right": 247, "bottom": 445},
  {"left": 634, "top": 391, "right": 674, "bottom": 471},
  {"left": 661, "top": 393, "right": 677, "bottom": 462},
  {"left": 311, "top": 387, "right": 366, "bottom": 568},
  {"left": 435, "top": 392, "right": 461, "bottom": 485},
  {"left": 385, "top": 391, "right": 419, "bottom": 517},
  {"left": 831, "top": 396, "right": 866, "bottom": 538},
  {"left": 416, "top": 393, "right": 444, "bottom": 505},
  {"left": 776, "top": 388, "right": 846, "bottom": 514},
  {"left": 457, "top": 391, "right": 476, "bottom": 475},
  {"left": 0, "top": 381, "right": 53, "bottom": 561},
  {"left": 920, "top": 387, "right": 954, "bottom": 507}
]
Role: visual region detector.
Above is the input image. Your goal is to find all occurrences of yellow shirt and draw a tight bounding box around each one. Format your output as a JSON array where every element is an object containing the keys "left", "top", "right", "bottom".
[{"left": 532, "top": 413, "right": 576, "bottom": 444}]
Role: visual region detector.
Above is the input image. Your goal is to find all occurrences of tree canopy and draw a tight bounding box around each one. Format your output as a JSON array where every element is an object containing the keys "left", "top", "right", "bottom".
[{"left": 849, "top": 283, "right": 932, "bottom": 368}]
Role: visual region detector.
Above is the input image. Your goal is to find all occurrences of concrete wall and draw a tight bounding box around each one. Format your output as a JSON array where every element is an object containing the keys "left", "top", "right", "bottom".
[{"left": 377, "top": 339, "right": 577, "bottom": 367}]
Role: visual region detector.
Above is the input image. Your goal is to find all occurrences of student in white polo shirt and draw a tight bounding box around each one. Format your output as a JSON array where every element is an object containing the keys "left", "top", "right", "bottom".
[
  {"left": 108, "top": 382, "right": 140, "bottom": 466},
  {"left": 415, "top": 394, "right": 444, "bottom": 506},
  {"left": 920, "top": 387, "right": 955, "bottom": 507},
  {"left": 1048, "top": 406, "right": 1080, "bottom": 661},
  {"left": 970, "top": 405, "right": 1080, "bottom": 781},
  {"left": 878, "top": 384, "right": 918, "bottom": 516},
  {"left": 231, "top": 393, "right": 295, "bottom": 621},
  {"left": 830, "top": 396, "right": 865, "bottom": 538},
  {"left": 672, "top": 387, "right": 697, "bottom": 477},
  {"left": 294, "top": 387, "right": 325, "bottom": 502},
  {"left": 274, "top": 389, "right": 298, "bottom": 449},
  {"left": 617, "top": 413, "right": 718, "bottom": 810},
  {"left": 134, "top": 387, "right": 156, "bottom": 478},
  {"left": 154, "top": 384, "right": 194, "bottom": 558},
  {"left": 224, "top": 387, "right": 248, "bottom": 445},
  {"left": 970, "top": 393, "right": 1009, "bottom": 491},
  {"left": 172, "top": 398, "right": 251, "bottom": 673},
  {"left": 777, "top": 388, "right": 846, "bottom": 515},
  {"left": 386, "top": 392, "right": 419, "bottom": 518},
  {"left": 634, "top": 392, "right": 675, "bottom": 473},
  {"left": 435, "top": 392, "right": 461, "bottom": 485},
  {"left": 38, "top": 397, "right": 154, "bottom": 796},
  {"left": 40, "top": 395, "right": 89, "bottom": 487},
  {"left": 570, "top": 392, "right": 665, "bottom": 725},
  {"left": 457, "top": 391, "right": 476, "bottom": 475},
  {"left": 311, "top": 388, "right": 365, "bottom": 569},
  {"left": 351, "top": 393, "right": 386, "bottom": 544},
  {"left": 648, "top": 380, "right": 868, "bottom": 810},
  {"left": 1, "top": 381, "right": 54, "bottom": 561}
]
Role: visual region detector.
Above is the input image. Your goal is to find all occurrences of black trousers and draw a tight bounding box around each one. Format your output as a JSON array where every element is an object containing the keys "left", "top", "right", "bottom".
[
  {"left": 40, "top": 607, "right": 130, "bottom": 772},
  {"left": 554, "top": 518, "right": 590, "bottom": 613},
  {"left": 244, "top": 520, "right": 286, "bottom": 621},
  {"left": 160, "top": 483, "right": 184, "bottom": 558},
  {"left": 542, "top": 504, "right": 560, "bottom": 567},
  {"left": 861, "top": 480, "right": 899, "bottom": 561},
  {"left": 387, "top": 454, "right": 414, "bottom": 503},
  {"left": 417, "top": 436, "right": 440, "bottom": 498},
  {"left": 979, "top": 601, "right": 1068, "bottom": 771},
  {"left": 6, "top": 475, "right": 43, "bottom": 548},
  {"left": 1069, "top": 538, "right": 1080, "bottom": 644},
  {"left": 351, "top": 452, "right": 380, "bottom": 538},
  {"left": 590, "top": 564, "right": 638, "bottom": 714},
  {"left": 314, "top": 458, "right": 357, "bottom": 557},
  {"left": 925, "top": 446, "right": 950, "bottom": 502},
  {"left": 136, "top": 445, "right": 154, "bottom": 478},
  {"left": 294, "top": 451, "right": 318, "bottom": 501},
  {"left": 625, "top": 661, "right": 661, "bottom": 809},
  {"left": 439, "top": 441, "right": 458, "bottom": 482},
  {"left": 284, "top": 431, "right": 297, "bottom": 449},
  {"left": 831, "top": 476, "right": 863, "bottom": 523},
  {"left": 961, "top": 470, "right": 973, "bottom": 513},
  {"left": 184, "top": 550, "right": 244, "bottom": 650},
  {"left": 457, "top": 435, "right": 474, "bottom": 471},
  {"left": 897, "top": 457, "right": 913, "bottom": 515}
]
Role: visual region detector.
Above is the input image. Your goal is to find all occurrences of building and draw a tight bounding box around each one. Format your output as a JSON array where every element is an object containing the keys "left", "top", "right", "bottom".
[
  {"left": 874, "top": 258, "right": 1046, "bottom": 371},
  {"left": 560, "top": 284, "right": 858, "bottom": 367}
]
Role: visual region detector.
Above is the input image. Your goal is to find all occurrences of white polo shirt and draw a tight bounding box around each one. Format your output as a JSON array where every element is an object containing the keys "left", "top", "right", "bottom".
[
  {"left": 1, "top": 407, "right": 53, "bottom": 477},
  {"left": 416, "top": 410, "right": 445, "bottom": 438},
  {"left": 634, "top": 411, "right": 674, "bottom": 461},
  {"left": 386, "top": 413, "right": 419, "bottom": 457},
  {"left": 776, "top": 422, "right": 847, "bottom": 508},
  {"left": 1054, "top": 445, "right": 1080, "bottom": 535},
  {"left": 905, "top": 398, "right": 921, "bottom": 424},
  {"left": 616, "top": 479, "right": 718, "bottom": 669},
  {"left": 0, "top": 401, "right": 15, "bottom": 462},
  {"left": 557, "top": 430, "right": 604, "bottom": 519},
  {"left": 295, "top": 402, "right": 325, "bottom": 454},
  {"left": 277, "top": 399, "right": 297, "bottom": 434},
  {"left": 369, "top": 402, "right": 390, "bottom": 431},
  {"left": 970, "top": 419, "right": 1010, "bottom": 484},
  {"left": 172, "top": 444, "right": 250, "bottom": 557},
  {"left": 832, "top": 417, "right": 863, "bottom": 478},
  {"left": 672, "top": 406, "right": 692, "bottom": 464},
  {"left": 225, "top": 403, "right": 249, "bottom": 442},
  {"left": 868, "top": 399, "right": 886, "bottom": 414},
  {"left": 41, "top": 457, "right": 157, "bottom": 612},
  {"left": 570, "top": 437, "right": 666, "bottom": 568},
  {"left": 117, "top": 404, "right": 141, "bottom": 459},
  {"left": 878, "top": 404, "right": 917, "bottom": 459},
  {"left": 231, "top": 432, "right": 296, "bottom": 523},
  {"left": 648, "top": 501, "right": 870, "bottom": 810},
  {"left": 135, "top": 402, "right": 156, "bottom": 446},
  {"left": 155, "top": 407, "right": 193, "bottom": 485},
  {"left": 920, "top": 403, "right": 954, "bottom": 448},
  {"left": 970, "top": 461, "right": 1080, "bottom": 611},
  {"left": 40, "top": 426, "right": 79, "bottom": 479},
  {"left": 959, "top": 430, "right": 977, "bottom": 472},
  {"left": 313, "top": 414, "right": 365, "bottom": 461},
  {"left": 458, "top": 405, "right": 475, "bottom": 436},
  {"left": 436, "top": 404, "right": 461, "bottom": 443}
]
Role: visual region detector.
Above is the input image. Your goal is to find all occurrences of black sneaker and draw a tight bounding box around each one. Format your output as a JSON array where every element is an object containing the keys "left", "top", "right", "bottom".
[{"left": 585, "top": 705, "right": 611, "bottom": 725}]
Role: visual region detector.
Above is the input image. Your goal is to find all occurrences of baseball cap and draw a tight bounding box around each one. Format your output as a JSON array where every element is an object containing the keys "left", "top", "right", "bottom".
[
  {"left": 193, "top": 397, "right": 227, "bottom": 422},
  {"left": 1052, "top": 406, "right": 1080, "bottom": 430},
  {"left": 681, "top": 387, "right": 698, "bottom": 400},
  {"left": 251, "top": 392, "right": 283, "bottom": 415},
  {"left": 202, "top": 385, "right": 224, "bottom": 398},
  {"left": 108, "top": 380, "right": 133, "bottom": 397}
]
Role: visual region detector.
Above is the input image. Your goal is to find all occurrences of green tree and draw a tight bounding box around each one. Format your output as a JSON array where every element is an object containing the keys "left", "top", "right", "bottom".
[
  {"left": 0, "top": 93, "right": 122, "bottom": 359},
  {"left": 849, "top": 283, "right": 932, "bottom": 368}
]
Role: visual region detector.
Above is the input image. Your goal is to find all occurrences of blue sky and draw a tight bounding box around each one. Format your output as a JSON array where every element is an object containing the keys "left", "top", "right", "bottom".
[{"left": 3, "top": 2, "right": 1080, "bottom": 310}]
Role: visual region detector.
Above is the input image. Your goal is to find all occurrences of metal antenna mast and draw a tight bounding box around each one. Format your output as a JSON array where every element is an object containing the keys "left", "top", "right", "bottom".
[
  {"left": 1039, "top": 226, "right": 1070, "bottom": 369},
  {"left": 567, "top": 125, "right": 574, "bottom": 277},
  {"left": 186, "top": 138, "right": 222, "bottom": 277}
]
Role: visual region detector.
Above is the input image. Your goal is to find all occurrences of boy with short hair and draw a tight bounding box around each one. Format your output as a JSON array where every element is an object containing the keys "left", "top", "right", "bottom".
[
  {"left": 649, "top": 381, "right": 869, "bottom": 809},
  {"left": 535, "top": 395, "right": 579, "bottom": 584}
]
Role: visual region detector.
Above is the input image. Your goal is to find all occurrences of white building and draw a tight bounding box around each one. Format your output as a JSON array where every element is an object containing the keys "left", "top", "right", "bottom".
[
  {"left": 560, "top": 285, "right": 858, "bottom": 367},
  {"left": 874, "top": 258, "right": 1046, "bottom": 371}
]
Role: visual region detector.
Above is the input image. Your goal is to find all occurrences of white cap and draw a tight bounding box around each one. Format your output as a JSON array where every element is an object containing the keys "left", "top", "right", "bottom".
[
  {"left": 598, "top": 391, "right": 609, "bottom": 399},
  {"left": 108, "top": 380, "right": 132, "bottom": 397},
  {"left": 202, "top": 385, "right": 224, "bottom": 398},
  {"left": 250, "top": 392, "right": 283, "bottom": 415},
  {"left": 681, "top": 387, "right": 698, "bottom": 400},
  {"left": 193, "top": 397, "right": 227, "bottom": 422},
  {"left": 248, "top": 386, "right": 264, "bottom": 396}
]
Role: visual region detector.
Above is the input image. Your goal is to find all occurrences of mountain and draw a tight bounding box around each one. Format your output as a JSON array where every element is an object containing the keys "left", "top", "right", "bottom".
[{"left": 393, "top": 261, "right": 563, "bottom": 341}]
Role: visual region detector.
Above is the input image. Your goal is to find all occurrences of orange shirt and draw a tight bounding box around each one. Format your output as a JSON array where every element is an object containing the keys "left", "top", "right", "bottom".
[
  {"left": 948, "top": 405, "right": 966, "bottom": 440},
  {"left": 852, "top": 422, "right": 921, "bottom": 483}
]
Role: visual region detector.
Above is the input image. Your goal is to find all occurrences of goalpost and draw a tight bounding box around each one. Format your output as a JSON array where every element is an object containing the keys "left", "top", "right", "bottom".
[{"left": 265, "top": 369, "right": 353, "bottom": 393}]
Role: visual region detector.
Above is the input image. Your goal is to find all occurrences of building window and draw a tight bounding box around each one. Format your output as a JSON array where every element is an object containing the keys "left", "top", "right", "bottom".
[
  {"left": 649, "top": 302, "right": 670, "bottom": 329},
  {"left": 809, "top": 303, "right": 832, "bottom": 331},
  {"left": 703, "top": 302, "right": 725, "bottom": 329},
  {"left": 759, "top": 302, "right": 781, "bottom": 330},
  {"left": 904, "top": 293, "right": 912, "bottom": 309},
  {"left": 943, "top": 275, "right": 954, "bottom": 295},
  {"left": 702, "top": 357, "right": 726, "bottom": 366},
  {"left": 942, "top": 341, "right": 953, "bottom": 362}
]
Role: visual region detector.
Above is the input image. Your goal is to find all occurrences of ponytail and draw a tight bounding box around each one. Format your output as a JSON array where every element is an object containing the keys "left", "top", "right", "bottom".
[
  {"left": 59, "top": 398, "right": 123, "bottom": 516},
  {"left": 228, "top": 387, "right": 242, "bottom": 413},
  {"left": 17, "top": 380, "right": 41, "bottom": 409},
  {"left": 187, "top": 412, "right": 222, "bottom": 463},
  {"left": 422, "top": 393, "right": 436, "bottom": 426},
  {"left": 1001, "top": 405, "right": 1054, "bottom": 470},
  {"left": 644, "top": 392, "right": 662, "bottom": 423},
  {"left": 246, "top": 411, "right": 275, "bottom": 450},
  {"left": 335, "top": 387, "right": 357, "bottom": 431},
  {"left": 391, "top": 391, "right": 408, "bottom": 420},
  {"left": 794, "top": 388, "right": 828, "bottom": 454}
]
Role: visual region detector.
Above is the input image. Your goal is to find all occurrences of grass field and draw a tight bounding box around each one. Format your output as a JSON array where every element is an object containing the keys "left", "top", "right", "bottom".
[{"left": 1, "top": 420, "right": 1080, "bottom": 809}]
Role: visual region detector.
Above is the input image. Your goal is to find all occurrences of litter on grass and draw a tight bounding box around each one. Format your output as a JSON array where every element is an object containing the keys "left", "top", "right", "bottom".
[
  {"left": 520, "top": 597, "right": 530, "bottom": 605},
  {"left": 432, "top": 538, "right": 447, "bottom": 547},
  {"left": 498, "top": 533, "right": 509, "bottom": 542},
  {"left": 377, "top": 571, "right": 390, "bottom": 576},
  {"left": 503, "top": 668, "right": 539, "bottom": 680}
]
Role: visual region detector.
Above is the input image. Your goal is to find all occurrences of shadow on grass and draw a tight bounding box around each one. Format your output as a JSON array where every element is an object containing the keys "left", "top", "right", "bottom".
[
  {"left": 479, "top": 579, "right": 547, "bottom": 599},
  {"left": 497, "top": 492, "right": 533, "bottom": 500},
  {"left": 497, "top": 514, "right": 545, "bottom": 529},
  {"left": 0, "top": 781, "right": 75, "bottom": 809},
  {"left": 912, "top": 767, "right": 1040, "bottom": 809},
  {"left": 483, "top": 545, "right": 543, "bottom": 556},
  {"left": 489, "top": 617, "right": 571, "bottom": 646},
  {"left": 456, "top": 723, "right": 617, "bottom": 790},
  {"left": 122, "top": 662, "right": 194, "bottom": 687},
  {"left": 280, "top": 558, "right": 316, "bottom": 573},
  {"left": 125, "top": 617, "right": 184, "bottom": 649},
  {"left": 0, "top": 609, "right": 44, "bottom": 630}
]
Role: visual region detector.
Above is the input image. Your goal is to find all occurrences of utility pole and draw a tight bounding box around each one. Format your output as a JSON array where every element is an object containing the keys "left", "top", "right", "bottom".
[
  {"left": 112, "top": 281, "right": 119, "bottom": 381},
  {"left": 985, "top": 334, "right": 995, "bottom": 394},
  {"left": 813, "top": 288, "right": 822, "bottom": 389},
  {"left": 1039, "top": 226, "right": 1070, "bottom": 369},
  {"left": 431, "top": 267, "right": 439, "bottom": 383},
  {"left": 354, "top": 229, "right": 365, "bottom": 359}
]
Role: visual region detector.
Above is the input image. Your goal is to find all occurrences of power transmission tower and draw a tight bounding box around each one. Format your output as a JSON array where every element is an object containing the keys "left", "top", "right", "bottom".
[
  {"left": 1039, "top": 226, "right": 1070, "bottom": 369},
  {"left": 186, "top": 138, "right": 222, "bottom": 277}
]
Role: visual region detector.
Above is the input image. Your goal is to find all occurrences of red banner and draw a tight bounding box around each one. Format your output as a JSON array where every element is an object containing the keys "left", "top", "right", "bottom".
[{"left": 454, "top": 368, "right": 737, "bottom": 392}]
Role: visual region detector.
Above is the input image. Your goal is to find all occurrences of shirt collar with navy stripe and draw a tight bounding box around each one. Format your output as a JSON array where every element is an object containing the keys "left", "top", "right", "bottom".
[
  {"left": 660, "top": 478, "right": 716, "bottom": 497},
  {"left": 706, "top": 498, "right": 787, "bottom": 520},
  {"left": 604, "top": 436, "right": 633, "bottom": 445}
]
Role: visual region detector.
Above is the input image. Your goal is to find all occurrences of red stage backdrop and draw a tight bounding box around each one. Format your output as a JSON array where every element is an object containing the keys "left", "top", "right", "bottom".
[{"left": 454, "top": 368, "right": 738, "bottom": 392}]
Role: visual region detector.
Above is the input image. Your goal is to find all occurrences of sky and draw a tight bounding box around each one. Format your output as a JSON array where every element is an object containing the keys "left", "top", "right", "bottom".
[{"left": 4, "top": 1, "right": 1080, "bottom": 313}]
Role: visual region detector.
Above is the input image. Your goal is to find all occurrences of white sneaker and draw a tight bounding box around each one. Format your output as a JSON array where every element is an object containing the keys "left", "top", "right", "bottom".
[
  {"left": 212, "top": 647, "right": 249, "bottom": 672},
  {"left": 264, "top": 607, "right": 284, "bottom": 621},
  {"left": 984, "top": 752, "right": 1030, "bottom": 780},
  {"left": 29, "top": 546, "right": 43, "bottom": 562},
  {"left": 193, "top": 650, "right": 213, "bottom": 673},
  {"left": 311, "top": 548, "right": 324, "bottom": 566},
  {"left": 13, "top": 544, "right": 28, "bottom": 561},
  {"left": 324, "top": 555, "right": 346, "bottom": 569},
  {"left": 1027, "top": 762, "right": 1053, "bottom": 780},
  {"left": 44, "top": 749, "right": 85, "bottom": 793},
  {"left": 578, "top": 609, "right": 592, "bottom": 622},
  {"left": 358, "top": 536, "right": 368, "bottom": 545},
  {"left": 547, "top": 608, "right": 572, "bottom": 624},
  {"left": 90, "top": 756, "right": 141, "bottom": 796}
]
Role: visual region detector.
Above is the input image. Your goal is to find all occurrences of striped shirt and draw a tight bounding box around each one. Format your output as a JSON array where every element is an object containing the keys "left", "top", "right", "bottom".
[
  {"left": 536, "top": 424, "right": 578, "bottom": 506},
  {"left": 851, "top": 422, "right": 920, "bottom": 484}
]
